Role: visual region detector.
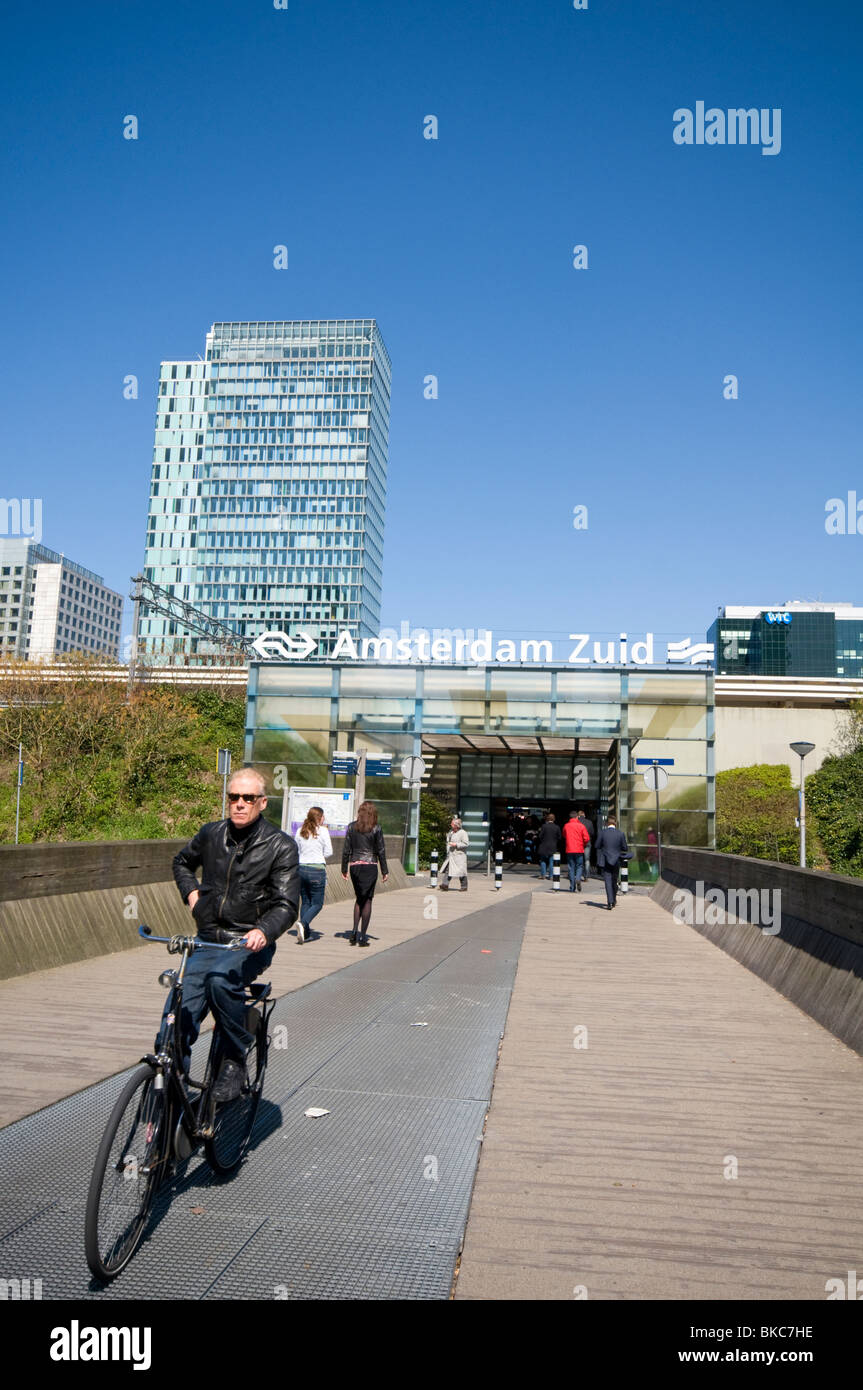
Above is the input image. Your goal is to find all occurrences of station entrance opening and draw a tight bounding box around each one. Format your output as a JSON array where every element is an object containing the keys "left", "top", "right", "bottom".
[
  {"left": 421, "top": 740, "right": 614, "bottom": 868},
  {"left": 490, "top": 799, "right": 600, "bottom": 868}
]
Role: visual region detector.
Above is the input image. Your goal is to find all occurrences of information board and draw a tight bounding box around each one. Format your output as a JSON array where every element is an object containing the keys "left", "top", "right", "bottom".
[{"left": 283, "top": 787, "right": 355, "bottom": 839}]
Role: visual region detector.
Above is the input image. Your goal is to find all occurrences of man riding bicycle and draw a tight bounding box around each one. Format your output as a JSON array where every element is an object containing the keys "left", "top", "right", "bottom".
[{"left": 169, "top": 768, "right": 299, "bottom": 1102}]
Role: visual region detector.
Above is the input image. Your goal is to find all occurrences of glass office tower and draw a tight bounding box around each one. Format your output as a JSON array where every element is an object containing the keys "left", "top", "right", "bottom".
[
  {"left": 138, "top": 319, "right": 391, "bottom": 660},
  {"left": 709, "top": 603, "right": 863, "bottom": 678}
]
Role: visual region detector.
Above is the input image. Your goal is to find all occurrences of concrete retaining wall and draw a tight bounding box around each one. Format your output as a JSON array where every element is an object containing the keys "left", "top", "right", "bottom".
[
  {"left": 0, "top": 837, "right": 416, "bottom": 980},
  {"left": 652, "top": 848, "right": 863, "bottom": 1055}
]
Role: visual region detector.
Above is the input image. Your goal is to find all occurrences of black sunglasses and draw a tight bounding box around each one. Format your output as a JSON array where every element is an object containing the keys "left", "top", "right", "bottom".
[{"left": 227, "top": 792, "right": 261, "bottom": 804}]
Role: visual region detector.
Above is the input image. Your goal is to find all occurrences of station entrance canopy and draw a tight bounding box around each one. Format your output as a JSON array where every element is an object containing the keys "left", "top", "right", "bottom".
[{"left": 245, "top": 662, "right": 715, "bottom": 881}]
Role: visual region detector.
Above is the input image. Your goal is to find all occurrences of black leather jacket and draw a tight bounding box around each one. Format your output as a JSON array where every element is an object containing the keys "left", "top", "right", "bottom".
[
  {"left": 341, "top": 822, "right": 388, "bottom": 876},
  {"left": 173, "top": 816, "right": 300, "bottom": 945}
]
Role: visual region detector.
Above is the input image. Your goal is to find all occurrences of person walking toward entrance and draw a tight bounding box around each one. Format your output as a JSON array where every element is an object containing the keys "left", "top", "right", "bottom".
[
  {"left": 595, "top": 815, "right": 630, "bottom": 910},
  {"left": 441, "top": 816, "right": 470, "bottom": 891},
  {"left": 536, "top": 812, "right": 561, "bottom": 879},
  {"left": 562, "top": 810, "right": 590, "bottom": 892},
  {"left": 578, "top": 809, "right": 595, "bottom": 880},
  {"left": 294, "top": 805, "right": 332, "bottom": 944},
  {"left": 646, "top": 826, "right": 659, "bottom": 879},
  {"left": 341, "top": 800, "right": 388, "bottom": 946}
]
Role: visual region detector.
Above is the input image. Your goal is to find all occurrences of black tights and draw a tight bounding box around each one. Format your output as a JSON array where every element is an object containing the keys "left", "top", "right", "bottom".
[{"left": 350, "top": 863, "right": 378, "bottom": 940}]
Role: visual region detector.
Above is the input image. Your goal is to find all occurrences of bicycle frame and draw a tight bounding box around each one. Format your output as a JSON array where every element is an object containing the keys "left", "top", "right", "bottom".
[
  {"left": 137, "top": 924, "right": 250, "bottom": 1157},
  {"left": 85, "top": 924, "right": 273, "bottom": 1281}
]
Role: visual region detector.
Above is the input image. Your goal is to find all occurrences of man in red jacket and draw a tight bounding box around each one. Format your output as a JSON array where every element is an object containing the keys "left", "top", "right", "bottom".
[{"left": 562, "top": 810, "right": 591, "bottom": 893}]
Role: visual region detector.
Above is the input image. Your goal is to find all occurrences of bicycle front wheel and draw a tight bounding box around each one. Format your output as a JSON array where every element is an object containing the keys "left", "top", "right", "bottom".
[
  {"left": 204, "top": 1019, "right": 267, "bottom": 1175},
  {"left": 85, "top": 1063, "right": 168, "bottom": 1281}
]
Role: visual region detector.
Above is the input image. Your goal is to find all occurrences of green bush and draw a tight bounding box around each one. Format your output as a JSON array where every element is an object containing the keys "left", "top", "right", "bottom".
[
  {"left": 806, "top": 750, "right": 863, "bottom": 877},
  {"left": 715, "top": 764, "right": 802, "bottom": 864},
  {"left": 418, "top": 792, "right": 454, "bottom": 868}
]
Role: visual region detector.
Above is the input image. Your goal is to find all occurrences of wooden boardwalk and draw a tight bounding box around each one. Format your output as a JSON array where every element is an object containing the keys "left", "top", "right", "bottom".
[
  {"left": 455, "top": 881, "right": 863, "bottom": 1301},
  {"left": 0, "top": 878, "right": 525, "bottom": 1129},
  {"left": 5, "top": 870, "right": 862, "bottom": 1300}
]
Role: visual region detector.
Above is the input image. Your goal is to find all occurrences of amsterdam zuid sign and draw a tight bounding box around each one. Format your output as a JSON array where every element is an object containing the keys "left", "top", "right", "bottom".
[{"left": 250, "top": 626, "right": 715, "bottom": 668}]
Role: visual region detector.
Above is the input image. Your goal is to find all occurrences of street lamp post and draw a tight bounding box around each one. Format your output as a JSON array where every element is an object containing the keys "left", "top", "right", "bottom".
[
  {"left": 789, "top": 741, "right": 815, "bottom": 868},
  {"left": 217, "top": 748, "right": 232, "bottom": 819}
]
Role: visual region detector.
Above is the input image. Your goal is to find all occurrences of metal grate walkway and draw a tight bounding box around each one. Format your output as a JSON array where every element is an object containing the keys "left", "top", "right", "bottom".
[{"left": 0, "top": 893, "right": 530, "bottom": 1300}]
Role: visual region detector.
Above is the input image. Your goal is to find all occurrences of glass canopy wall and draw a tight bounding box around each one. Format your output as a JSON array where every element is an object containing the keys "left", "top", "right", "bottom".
[{"left": 245, "top": 663, "right": 715, "bottom": 875}]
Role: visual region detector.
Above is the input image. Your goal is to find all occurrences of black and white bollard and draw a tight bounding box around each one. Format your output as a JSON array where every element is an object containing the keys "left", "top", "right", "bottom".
[
  {"left": 552, "top": 852, "right": 561, "bottom": 892},
  {"left": 494, "top": 850, "right": 503, "bottom": 891},
  {"left": 619, "top": 859, "right": 629, "bottom": 895},
  {"left": 430, "top": 849, "right": 439, "bottom": 890}
]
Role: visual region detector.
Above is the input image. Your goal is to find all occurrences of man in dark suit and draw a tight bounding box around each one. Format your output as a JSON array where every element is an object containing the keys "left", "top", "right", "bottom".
[
  {"left": 535, "top": 812, "right": 562, "bottom": 880},
  {"left": 594, "top": 815, "right": 630, "bottom": 910}
]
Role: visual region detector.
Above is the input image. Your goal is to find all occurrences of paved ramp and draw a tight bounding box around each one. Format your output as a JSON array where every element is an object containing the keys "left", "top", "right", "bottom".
[
  {"left": 0, "top": 894, "right": 529, "bottom": 1301},
  {"left": 455, "top": 885, "right": 863, "bottom": 1300}
]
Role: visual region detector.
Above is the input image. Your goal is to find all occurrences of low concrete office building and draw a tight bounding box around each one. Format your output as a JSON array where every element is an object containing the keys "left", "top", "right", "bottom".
[
  {"left": 714, "top": 674, "right": 861, "bottom": 775},
  {"left": 0, "top": 539, "right": 124, "bottom": 660}
]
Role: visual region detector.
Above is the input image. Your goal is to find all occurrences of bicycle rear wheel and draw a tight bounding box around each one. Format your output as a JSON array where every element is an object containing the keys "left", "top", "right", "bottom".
[
  {"left": 204, "top": 1016, "right": 267, "bottom": 1175},
  {"left": 85, "top": 1063, "right": 168, "bottom": 1281}
]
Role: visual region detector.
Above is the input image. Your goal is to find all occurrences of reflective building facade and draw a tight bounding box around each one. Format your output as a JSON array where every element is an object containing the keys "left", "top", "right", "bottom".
[
  {"left": 709, "top": 603, "right": 863, "bottom": 678},
  {"left": 138, "top": 320, "right": 390, "bottom": 659}
]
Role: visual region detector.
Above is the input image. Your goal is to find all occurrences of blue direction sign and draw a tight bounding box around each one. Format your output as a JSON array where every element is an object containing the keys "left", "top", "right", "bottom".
[
  {"left": 331, "top": 753, "right": 392, "bottom": 777},
  {"left": 635, "top": 758, "right": 675, "bottom": 765},
  {"left": 366, "top": 759, "right": 393, "bottom": 777}
]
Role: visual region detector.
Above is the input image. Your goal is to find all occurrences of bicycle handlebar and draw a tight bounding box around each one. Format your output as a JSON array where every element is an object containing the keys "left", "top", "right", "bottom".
[{"left": 138, "top": 924, "right": 248, "bottom": 952}]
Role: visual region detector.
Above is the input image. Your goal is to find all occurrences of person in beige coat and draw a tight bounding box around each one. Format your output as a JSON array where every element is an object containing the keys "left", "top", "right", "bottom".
[{"left": 440, "top": 817, "right": 469, "bottom": 891}]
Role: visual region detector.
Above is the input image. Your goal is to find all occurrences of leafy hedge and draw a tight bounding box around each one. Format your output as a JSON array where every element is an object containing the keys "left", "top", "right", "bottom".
[
  {"left": 418, "top": 791, "right": 454, "bottom": 868},
  {"left": 806, "top": 750, "right": 863, "bottom": 877},
  {"left": 715, "top": 763, "right": 803, "bottom": 865}
]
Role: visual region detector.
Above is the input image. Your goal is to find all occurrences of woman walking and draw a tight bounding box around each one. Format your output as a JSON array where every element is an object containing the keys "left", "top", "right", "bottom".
[
  {"left": 294, "top": 805, "right": 332, "bottom": 944},
  {"left": 341, "top": 800, "right": 388, "bottom": 946},
  {"left": 441, "top": 816, "right": 470, "bottom": 891}
]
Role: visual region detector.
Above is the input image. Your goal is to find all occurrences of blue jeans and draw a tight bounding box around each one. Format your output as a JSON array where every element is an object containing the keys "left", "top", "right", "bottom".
[
  {"left": 299, "top": 865, "right": 327, "bottom": 930},
  {"left": 158, "top": 940, "right": 275, "bottom": 1072},
  {"left": 566, "top": 853, "right": 584, "bottom": 890},
  {"left": 539, "top": 855, "right": 553, "bottom": 878}
]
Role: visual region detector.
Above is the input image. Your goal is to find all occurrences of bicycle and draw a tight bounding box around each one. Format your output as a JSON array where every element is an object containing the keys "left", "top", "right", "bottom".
[{"left": 84, "top": 924, "right": 276, "bottom": 1282}]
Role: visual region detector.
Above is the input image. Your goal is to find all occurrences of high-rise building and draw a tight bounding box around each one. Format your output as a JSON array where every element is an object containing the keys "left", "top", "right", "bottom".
[
  {"left": 138, "top": 319, "right": 391, "bottom": 660},
  {"left": 709, "top": 602, "right": 863, "bottom": 678},
  {"left": 0, "top": 539, "right": 123, "bottom": 660}
]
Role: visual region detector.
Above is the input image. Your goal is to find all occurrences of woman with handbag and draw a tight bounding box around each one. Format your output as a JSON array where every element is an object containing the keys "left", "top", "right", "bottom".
[{"left": 341, "top": 800, "right": 388, "bottom": 946}]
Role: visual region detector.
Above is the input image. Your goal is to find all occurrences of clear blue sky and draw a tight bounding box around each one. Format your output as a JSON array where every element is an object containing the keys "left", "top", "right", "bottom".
[{"left": 2, "top": 0, "right": 861, "bottom": 646}]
